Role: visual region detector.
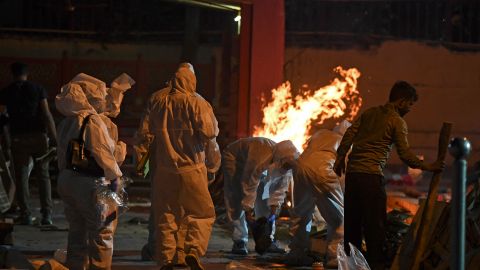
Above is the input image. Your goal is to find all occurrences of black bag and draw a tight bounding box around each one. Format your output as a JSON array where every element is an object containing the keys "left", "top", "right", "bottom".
[{"left": 66, "top": 115, "right": 104, "bottom": 177}]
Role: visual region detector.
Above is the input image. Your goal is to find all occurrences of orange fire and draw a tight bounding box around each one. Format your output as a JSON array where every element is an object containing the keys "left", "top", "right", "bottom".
[{"left": 253, "top": 66, "right": 362, "bottom": 151}]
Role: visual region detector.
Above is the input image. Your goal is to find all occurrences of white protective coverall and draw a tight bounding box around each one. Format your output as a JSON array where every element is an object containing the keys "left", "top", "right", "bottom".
[
  {"left": 135, "top": 85, "right": 170, "bottom": 261},
  {"left": 136, "top": 68, "right": 221, "bottom": 263},
  {"left": 148, "top": 65, "right": 219, "bottom": 265},
  {"left": 55, "top": 73, "right": 134, "bottom": 270},
  {"left": 289, "top": 120, "right": 351, "bottom": 264},
  {"left": 222, "top": 138, "right": 299, "bottom": 244},
  {"left": 133, "top": 86, "right": 169, "bottom": 164}
]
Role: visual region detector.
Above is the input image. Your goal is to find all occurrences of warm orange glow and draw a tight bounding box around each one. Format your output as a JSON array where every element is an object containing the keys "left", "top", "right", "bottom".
[{"left": 253, "top": 66, "right": 362, "bottom": 151}]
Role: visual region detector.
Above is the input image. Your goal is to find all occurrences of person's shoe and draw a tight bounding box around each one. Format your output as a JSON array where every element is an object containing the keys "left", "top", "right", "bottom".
[
  {"left": 160, "top": 260, "right": 174, "bottom": 270},
  {"left": 40, "top": 214, "right": 53, "bottom": 226},
  {"left": 14, "top": 214, "right": 33, "bottom": 225},
  {"left": 266, "top": 240, "right": 286, "bottom": 254},
  {"left": 174, "top": 249, "right": 187, "bottom": 267},
  {"left": 285, "top": 249, "right": 315, "bottom": 266},
  {"left": 185, "top": 251, "right": 204, "bottom": 270},
  {"left": 4, "top": 206, "right": 19, "bottom": 217},
  {"left": 141, "top": 244, "right": 154, "bottom": 261},
  {"left": 231, "top": 240, "right": 248, "bottom": 255}
]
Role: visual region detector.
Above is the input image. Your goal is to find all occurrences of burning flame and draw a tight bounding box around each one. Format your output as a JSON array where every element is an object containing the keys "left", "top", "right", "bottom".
[{"left": 253, "top": 66, "right": 362, "bottom": 151}]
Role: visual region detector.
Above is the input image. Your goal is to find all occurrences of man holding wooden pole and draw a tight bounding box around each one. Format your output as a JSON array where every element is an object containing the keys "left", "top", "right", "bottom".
[{"left": 333, "top": 81, "right": 445, "bottom": 270}]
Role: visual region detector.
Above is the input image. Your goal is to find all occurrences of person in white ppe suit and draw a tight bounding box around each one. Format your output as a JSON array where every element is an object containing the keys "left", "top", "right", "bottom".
[
  {"left": 253, "top": 166, "right": 293, "bottom": 253},
  {"left": 222, "top": 137, "right": 299, "bottom": 255},
  {"left": 148, "top": 63, "right": 219, "bottom": 270},
  {"left": 135, "top": 64, "right": 221, "bottom": 265},
  {"left": 55, "top": 73, "right": 134, "bottom": 270},
  {"left": 286, "top": 120, "right": 351, "bottom": 267},
  {"left": 133, "top": 81, "right": 171, "bottom": 166},
  {"left": 135, "top": 83, "right": 169, "bottom": 262}
]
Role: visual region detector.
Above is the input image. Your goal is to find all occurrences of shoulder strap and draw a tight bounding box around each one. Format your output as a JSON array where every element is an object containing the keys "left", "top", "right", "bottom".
[{"left": 78, "top": 114, "right": 93, "bottom": 144}]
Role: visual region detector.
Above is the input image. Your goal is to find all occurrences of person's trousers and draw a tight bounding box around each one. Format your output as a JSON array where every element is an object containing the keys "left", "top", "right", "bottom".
[
  {"left": 344, "top": 172, "right": 386, "bottom": 270},
  {"left": 229, "top": 181, "right": 277, "bottom": 243},
  {"left": 146, "top": 189, "right": 186, "bottom": 264},
  {"left": 11, "top": 132, "right": 52, "bottom": 216},
  {"left": 57, "top": 170, "right": 117, "bottom": 270},
  {"left": 222, "top": 150, "right": 276, "bottom": 244},
  {"left": 289, "top": 164, "right": 344, "bottom": 260},
  {"left": 152, "top": 166, "right": 215, "bottom": 266}
]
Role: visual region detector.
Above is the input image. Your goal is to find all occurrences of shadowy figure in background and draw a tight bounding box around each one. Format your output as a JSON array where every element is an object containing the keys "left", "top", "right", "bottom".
[
  {"left": 0, "top": 111, "right": 16, "bottom": 215},
  {"left": 0, "top": 62, "right": 57, "bottom": 225}
]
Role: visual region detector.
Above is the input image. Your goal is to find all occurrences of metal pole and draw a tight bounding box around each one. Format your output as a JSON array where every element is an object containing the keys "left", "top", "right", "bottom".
[{"left": 448, "top": 137, "right": 471, "bottom": 270}]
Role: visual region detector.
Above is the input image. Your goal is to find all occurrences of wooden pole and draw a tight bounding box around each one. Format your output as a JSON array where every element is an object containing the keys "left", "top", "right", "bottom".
[{"left": 410, "top": 122, "right": 452, "bottom": 270}]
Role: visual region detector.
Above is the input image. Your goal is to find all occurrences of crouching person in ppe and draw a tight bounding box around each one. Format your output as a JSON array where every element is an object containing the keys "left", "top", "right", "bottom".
[
  {"left": 55, "top": 73, "right": 134, "bottom": 270},
  {"left": 286, "top": 120, "right": 351, "bottom": 268},
  {"left": 149, "top": 63, "right": 218, "bottom": 270},
  {"left": 222, "top": 138, "right": 299, "bottom": 255},
  {"left": 254, "top": 164, "right": 293, "bottom": 253}
]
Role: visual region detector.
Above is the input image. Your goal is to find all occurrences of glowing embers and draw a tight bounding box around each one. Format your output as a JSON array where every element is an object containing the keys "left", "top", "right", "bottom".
[{"left": 253, "top": 66, "right": 362, "bottom": 151}]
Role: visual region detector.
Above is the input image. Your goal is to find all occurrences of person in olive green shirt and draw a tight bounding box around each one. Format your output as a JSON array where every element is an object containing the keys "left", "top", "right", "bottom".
[{"left": 333, "top": 81, "right": 444, "bottom": 270}]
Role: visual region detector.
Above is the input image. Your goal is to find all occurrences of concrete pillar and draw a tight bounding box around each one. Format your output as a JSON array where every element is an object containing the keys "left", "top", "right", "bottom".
[{"left": 236, "top": 0, "right": 285, "bottom": 138}]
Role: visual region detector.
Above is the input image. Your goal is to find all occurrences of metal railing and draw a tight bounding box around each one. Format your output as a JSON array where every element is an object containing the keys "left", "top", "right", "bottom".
[
  {"left": 0, "top": 0, "right": 233, "bottom": 42},
  {"left": 1, "top": 0, "right": 479, "bottom": 49},
  {"left": 285, "top": 0, "right": 480, "bottom": 48}
]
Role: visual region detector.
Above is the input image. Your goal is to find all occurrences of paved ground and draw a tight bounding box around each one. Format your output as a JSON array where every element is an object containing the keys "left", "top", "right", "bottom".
[
  {"left": 11, "top": 198, "right": 311, "bottom": 270},
  {"left": 7, "top": 181, "right": 428, "bottom": 270}
]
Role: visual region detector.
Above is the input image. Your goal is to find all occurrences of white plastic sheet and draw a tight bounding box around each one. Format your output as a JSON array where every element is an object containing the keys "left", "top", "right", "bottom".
[
  {"left": 337, "top": 241, "right": 371, "bottom": 270},
  {"left": 95, "top": 176, "right": 132, "bottom": 225}
]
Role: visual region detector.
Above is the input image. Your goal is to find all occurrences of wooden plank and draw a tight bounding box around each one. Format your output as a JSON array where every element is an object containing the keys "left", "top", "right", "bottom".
[
  {"left": 391, "top": 122, "right": 452, "bottom": 270},
  {"left": 391, "top": 201, "right": 448, "bottom": 270},
  {"left": 410, "top": 122, "right": 452, "bottom": 270}
]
